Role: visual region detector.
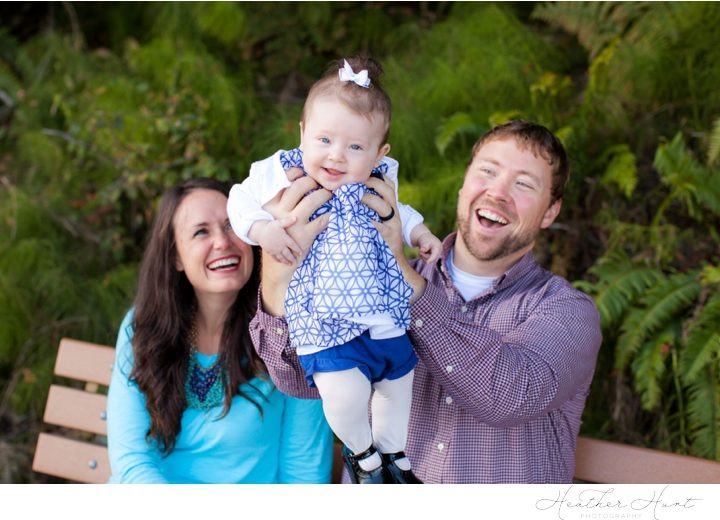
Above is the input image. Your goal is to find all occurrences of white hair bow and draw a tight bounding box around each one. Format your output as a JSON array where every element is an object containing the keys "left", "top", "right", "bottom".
[{"left": 338, "top": 59, "right": 371, "bottom": 88}]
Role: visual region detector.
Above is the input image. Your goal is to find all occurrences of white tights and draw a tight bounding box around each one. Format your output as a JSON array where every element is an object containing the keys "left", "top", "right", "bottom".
[{"left": 313, "top": 368, "right": 414, "bottom": 457}]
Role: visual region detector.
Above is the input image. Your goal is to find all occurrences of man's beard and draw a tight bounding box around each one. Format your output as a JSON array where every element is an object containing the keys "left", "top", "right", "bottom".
[{"left": 457, "top": 208, "right": 537, "bottom": 262}]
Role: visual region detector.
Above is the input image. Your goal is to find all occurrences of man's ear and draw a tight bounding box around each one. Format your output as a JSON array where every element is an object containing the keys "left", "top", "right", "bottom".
[{"left": 541, "top": 199, "right": 562, "bottom": 229}]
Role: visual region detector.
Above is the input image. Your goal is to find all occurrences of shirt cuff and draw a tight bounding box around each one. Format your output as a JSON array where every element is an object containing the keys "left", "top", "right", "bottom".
[{"left": 408, "top": 276, "right": 452, "bottom": 337}]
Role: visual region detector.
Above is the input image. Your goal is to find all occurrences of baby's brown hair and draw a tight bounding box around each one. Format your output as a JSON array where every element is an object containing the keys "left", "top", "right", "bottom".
[{"left": 302, "top": 56, "right": 392, "bottom": 143}]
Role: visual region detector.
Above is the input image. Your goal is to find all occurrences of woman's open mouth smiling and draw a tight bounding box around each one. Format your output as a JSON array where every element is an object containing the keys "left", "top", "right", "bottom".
[{"left": 207, "top": 256, "right": 240, "bottom": 271}]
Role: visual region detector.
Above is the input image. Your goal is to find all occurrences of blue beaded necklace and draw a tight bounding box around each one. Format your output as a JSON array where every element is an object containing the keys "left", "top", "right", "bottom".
[{"left": 185, "top": 323, "right": 226, "bottom": 411}]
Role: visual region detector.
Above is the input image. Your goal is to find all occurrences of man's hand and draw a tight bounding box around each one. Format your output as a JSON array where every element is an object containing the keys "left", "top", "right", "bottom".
[
  {"left": 363, "top": 176, "right": 427, "bottom": 304},
  {"left": 260, "top": 176, "right": 332, "bottom": 315}
]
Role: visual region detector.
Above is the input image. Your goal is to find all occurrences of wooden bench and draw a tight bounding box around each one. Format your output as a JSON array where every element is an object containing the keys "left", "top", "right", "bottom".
[
  {"left": 32, "top": 338, "right": 114, "bottom": 483},
  {"left": 574, "top": 436, "right": 720, "bottom": 483},
  {"left": 33, "top": 338, "right": 720, "bottom": 484}
]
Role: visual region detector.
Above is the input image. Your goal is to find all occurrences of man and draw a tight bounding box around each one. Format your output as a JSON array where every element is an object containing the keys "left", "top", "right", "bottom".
[{"left": 250, "top": 120, "right": 602, "bottom": 483}]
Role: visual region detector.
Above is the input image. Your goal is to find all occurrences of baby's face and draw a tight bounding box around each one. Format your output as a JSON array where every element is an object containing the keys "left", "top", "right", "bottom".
[{"left": 300, "top": 96, "right": 389, "bottom": 191}]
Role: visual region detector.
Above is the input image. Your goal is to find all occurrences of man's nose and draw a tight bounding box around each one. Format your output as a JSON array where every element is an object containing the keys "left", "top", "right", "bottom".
[{"left": 485, "top": 175, "right": 511, "bottom": 201}]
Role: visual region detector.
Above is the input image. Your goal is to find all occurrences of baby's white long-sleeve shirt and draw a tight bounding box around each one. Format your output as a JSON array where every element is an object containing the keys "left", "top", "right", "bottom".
[{"left": 227, "top": 150, "right": 424, "bottom": 247}]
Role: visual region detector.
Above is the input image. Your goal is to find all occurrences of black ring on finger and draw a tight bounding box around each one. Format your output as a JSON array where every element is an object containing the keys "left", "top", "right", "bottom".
[{"left": 378, "top": 207, "right": 395, "bottom": 222}]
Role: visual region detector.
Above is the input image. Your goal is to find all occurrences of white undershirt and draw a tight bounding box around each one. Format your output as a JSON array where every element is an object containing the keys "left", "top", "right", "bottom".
[{"left": 446, "top": 249, "right": 497, "bottom": 301}]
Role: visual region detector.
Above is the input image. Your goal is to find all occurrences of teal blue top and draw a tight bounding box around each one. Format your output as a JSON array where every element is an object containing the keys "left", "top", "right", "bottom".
[{"left": 107, "top": 310, "right": 333, "bottom": 483}]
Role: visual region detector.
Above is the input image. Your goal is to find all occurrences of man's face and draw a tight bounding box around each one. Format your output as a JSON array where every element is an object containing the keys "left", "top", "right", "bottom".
[{"left": 455, "top": 137, "right": 561, "bottom": 275}]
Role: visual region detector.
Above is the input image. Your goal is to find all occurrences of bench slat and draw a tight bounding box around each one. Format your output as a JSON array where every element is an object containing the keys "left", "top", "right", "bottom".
[
  {"left": 575, "top": 436, "right": 720, "bottom": 483},
  {"left": 55, "top": 338, "right": 115, "bottom": 386},
  {"left": 43, "top": 385, "right": 108, "bottom": 435},
  {"left": 32, "top": 433, "right": 110, "bottom": 483}
]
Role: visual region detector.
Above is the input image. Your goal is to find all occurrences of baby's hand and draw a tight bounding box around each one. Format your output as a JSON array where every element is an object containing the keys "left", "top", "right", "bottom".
[
  {"left": 415, "top": 231, "right": 443, "bottom": 263},
  {"left": 256, "top": 220, "right": 303, "bottom": 265}
]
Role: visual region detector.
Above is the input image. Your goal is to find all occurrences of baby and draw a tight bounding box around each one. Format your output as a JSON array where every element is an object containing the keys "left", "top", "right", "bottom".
[{"left": 227, "top": 57, "right": 441, "bottom": 484}]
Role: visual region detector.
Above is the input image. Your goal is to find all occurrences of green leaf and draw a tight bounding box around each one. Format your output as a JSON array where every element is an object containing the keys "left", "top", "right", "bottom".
[
  {"left": 434, "top": 112, "right": 478, "bottom": 156},
  {"left": 680, "top": 292, "right": 720, "bottom": 384},
  {"left": 574, "top": 251, "right": 664, "bottom": 330},
  {"left": 615, "top": 271, "right": 702, "bottom": 371},
  {"left": 600, "top": 144, "right": 638, "bottom": 198},
  {"left": 488, "top": 110, "right": 523, "bottom": 130},
  {"left": 685, "top": 369, "right": 720, "bottom": 459},
  {"left": 631, "top": 325, "right": 674, "bottom": 411},
  {"left": 654, "top": 132, "right": 720, "bottom": 220},
  {"left": 709, "top": 117, "right": 720, "bottom": 166},
  {"left": 194, "top": 2, "right": 246, "bottom": 45}
]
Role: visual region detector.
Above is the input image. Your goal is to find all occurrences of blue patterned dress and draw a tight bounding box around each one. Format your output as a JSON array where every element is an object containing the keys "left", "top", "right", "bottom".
[{"left": 280, "top": 149, "right": 412, "bottom": 356}]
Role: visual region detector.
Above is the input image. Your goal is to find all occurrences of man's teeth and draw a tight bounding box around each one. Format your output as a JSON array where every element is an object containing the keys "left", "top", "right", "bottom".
[
  {"left": 477, "top": 209, "right": 508, "bottom": 225},
  {"left": 208, "top": 258, "right": 239, "bottom": 270}
]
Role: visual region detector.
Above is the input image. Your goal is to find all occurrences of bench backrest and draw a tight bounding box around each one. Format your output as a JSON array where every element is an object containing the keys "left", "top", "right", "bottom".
[
  {"left": 574, "top": 436, "right": 720, "bottom": 483},
  {"left": 33, "top": 338, "right": 720, "bottom": 484},
  {"left": 32, "top": 338, "right": 115, "bottom": 483}
]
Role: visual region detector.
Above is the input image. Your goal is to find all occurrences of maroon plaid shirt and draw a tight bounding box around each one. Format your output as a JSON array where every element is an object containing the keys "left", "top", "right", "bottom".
[{"left": 250, "top": 233, "right": 602, "bottom": 483}]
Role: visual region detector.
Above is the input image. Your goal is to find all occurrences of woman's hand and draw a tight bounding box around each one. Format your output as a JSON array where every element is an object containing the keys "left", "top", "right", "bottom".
[
  {"left": 363, "top": 176, "right": 427, "bottom": 304},
  {"left": 260, "top": 176, "right": 331, "bottom": 316}
]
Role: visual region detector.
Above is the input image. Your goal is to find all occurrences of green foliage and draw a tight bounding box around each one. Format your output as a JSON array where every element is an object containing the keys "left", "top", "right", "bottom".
[
  {"left": 598, "top": 144, "right": 638, "bottom": 199},
  {"left": 577, "top": 128, "right": 720, "bottom": 457},
  {"left": 681, "top": 292, "right": 720, "bottom": 385},
  {"left": 685, "top": 368, "right": 720, "bottom": 460},
  {"left": 385, "top": 2, "right": 565, "bottom": 178},
  {"left": 630, "top": 325, "right": 673, "bottom": 411},
  {"left": 3, "top": 0, "right": 720, "bottom": 482},
  {"left": 434, "top": 112, "right": 479, "bottom": 157},
  {"left": 574, "top": 251, "right": 663, "bottom": 329},
  {"left": 532, "top": 2, "right": 651, "bottom": 59},
  {"left": 615, "top": 270, "right": 700, "bottom": 374},
  {"left": 653, "top": 133, "right": 720, "bottom": 222},
  {"left": 709, "top": 118, "right": 720, "bottom": 166}
]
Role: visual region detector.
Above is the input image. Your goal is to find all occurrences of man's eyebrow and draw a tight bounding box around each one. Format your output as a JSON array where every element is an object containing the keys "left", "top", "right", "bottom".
[{"left": 476, "top": 157, "right": 542, "bottom": 181}]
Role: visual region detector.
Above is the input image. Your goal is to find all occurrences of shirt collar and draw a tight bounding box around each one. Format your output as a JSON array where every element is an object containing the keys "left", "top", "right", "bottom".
[{"left": 437, "top": 232, "right": 538, "bottom": 294}]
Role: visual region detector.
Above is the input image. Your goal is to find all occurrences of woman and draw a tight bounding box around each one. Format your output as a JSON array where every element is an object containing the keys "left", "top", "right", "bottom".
[{"left": 107, "top": 178, "right": 333, "bottom": 483}]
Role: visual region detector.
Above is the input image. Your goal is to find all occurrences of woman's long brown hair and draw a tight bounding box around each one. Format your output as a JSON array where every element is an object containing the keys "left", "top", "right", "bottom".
[{"left": 130, "top": 178, "right": 264, "bottom": 455}]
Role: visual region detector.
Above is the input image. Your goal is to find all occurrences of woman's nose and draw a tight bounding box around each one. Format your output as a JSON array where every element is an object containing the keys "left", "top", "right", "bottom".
[{"left": 214, "top": 230, "right": 231, "bottom": 249}]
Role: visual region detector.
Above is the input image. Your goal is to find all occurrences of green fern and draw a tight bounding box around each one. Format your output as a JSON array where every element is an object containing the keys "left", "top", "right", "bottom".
[
  {"left": 385, "top": 2, "right": 563, "bottom": 174},
  {"left": 487, "top": 110, "right": 524, "bottom": 129},
  {"left": 532, "top": 1, "right": 639, "bottom": 58},
  {"left": 631, "top": 325, "right": 675, "bottom": 411},
  {"left": 434, "top": 112, "right": 479, "bottom": 157},
  {"left": 708, "top": 117, "right": 720, "bottom": 166},
  {"left": 653, "top": 133, "right": 720, "bottom": 221},
  {"left": 680, "top": 292, "right": 720, "bottom": 384},
  {"left": 193, "top": 2, "right": 246, "bottom": 45},
  {"left": 574, "top": 251, "right": 664, "bottom": 330},
  {"left": 685, "top": 367, "right": 720, "bottom": 459},
  {"left": 598, "top": 144, "right": 638, "bottom": 199},
  {"left": 615, "top": 271, "right": 702, "bottom": 371}
]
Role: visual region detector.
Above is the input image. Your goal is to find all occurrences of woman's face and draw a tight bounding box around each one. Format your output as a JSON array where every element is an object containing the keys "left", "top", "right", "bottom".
[{"left": 173, "top": 189, "right": 253, "bottom": 300}]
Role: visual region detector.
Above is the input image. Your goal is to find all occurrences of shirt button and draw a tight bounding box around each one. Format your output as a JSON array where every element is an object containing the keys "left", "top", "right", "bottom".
[
  {"left": 445, "top": 396, "right": 453, "bottom": 405},
  {"left": 437, "top": 443, "right": 445, "bottom": 452},
  {"left": 446, "top": 365, "right": 453, "bottom": 373},
  {"left": 273, "top": 327, "right": 284, "bottom": 335},
  {"left": 414, "top": 319, "right": 424, "bottom": 328},
  {"left": 460, "top": 305, "right": 468, "bottom": 313}
]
